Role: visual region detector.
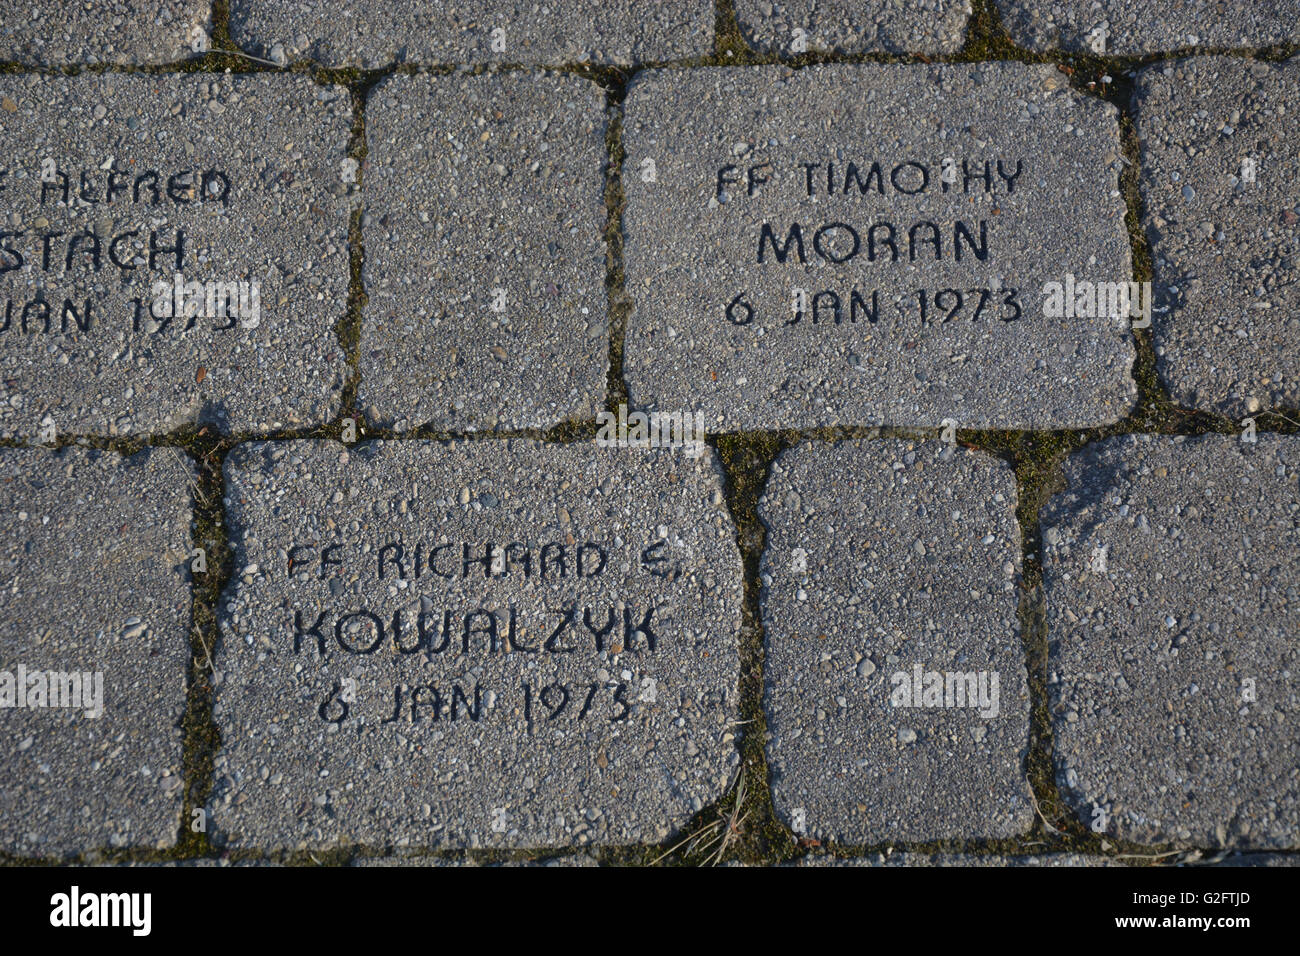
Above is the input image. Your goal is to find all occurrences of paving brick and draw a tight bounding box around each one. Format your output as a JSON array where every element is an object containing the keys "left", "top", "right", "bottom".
[
  {"left": 351, "top": 852, "right": 598, "bottom": 866},
  {"left": 213, "top": 440, "right": 742, "bottom": 850},
  {"left": 1042, "top": 434, "right": 1300, "bottom": 848},
  {"left": 360, "top": 74, "right": 608, "bottom": 432},
  {"left": 996, "top": 1, "right": 1300, "bottom": 54},
  {"left": 229, "top": 0, "right": 714, "bottom": 68},
  {"left": 0, "top": 447, "right": 193, "bottom": 856},
  {"left": 734, "top": 0, "right": 971, "bottom": 56},
  {"left": 0, "top": 1, "right": 210, "bottom": 65},
  {"left": 0, "top": 74, "right": 355, "bottom": 439},
  {"left": 1209, "top": 853, "right": 1298, "bottom": 866},
  {"left": 801, "top": 853, "right": 1112, "bottom": 866},
  {"left": 760, "top": 439, "right": 1032, "bottom": 843},
  {"left": 622, "top": 64, "right": 1136, "bottom": 430},
  {"left": 1135, "top": 56, "right": 1300, "bottom": 417}
]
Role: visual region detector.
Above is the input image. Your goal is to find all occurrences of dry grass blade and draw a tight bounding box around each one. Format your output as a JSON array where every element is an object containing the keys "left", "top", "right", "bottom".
[
  {"left": 1025, "top": 776, "right": 1063, "bottom": 835},
  {"left": 702, "top": 772, "right": 749, "bottom": 866}
]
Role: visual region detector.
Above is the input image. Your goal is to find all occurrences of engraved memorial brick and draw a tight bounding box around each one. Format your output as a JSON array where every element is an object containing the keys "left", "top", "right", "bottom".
[{"left": 212, "top": 439, "right": 743, "bottom": 849}]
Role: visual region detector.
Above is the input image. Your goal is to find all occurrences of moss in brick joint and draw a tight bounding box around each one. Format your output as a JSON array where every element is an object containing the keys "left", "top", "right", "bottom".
[
  {"left": 713, "top": 431, "right": 800, "bottom": 864},
  {"left": 172, "top": 430, "right": 232, "bottom": 859},
  {"left": 594, "top": 71, "right": 632, "bottom": 412}
]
